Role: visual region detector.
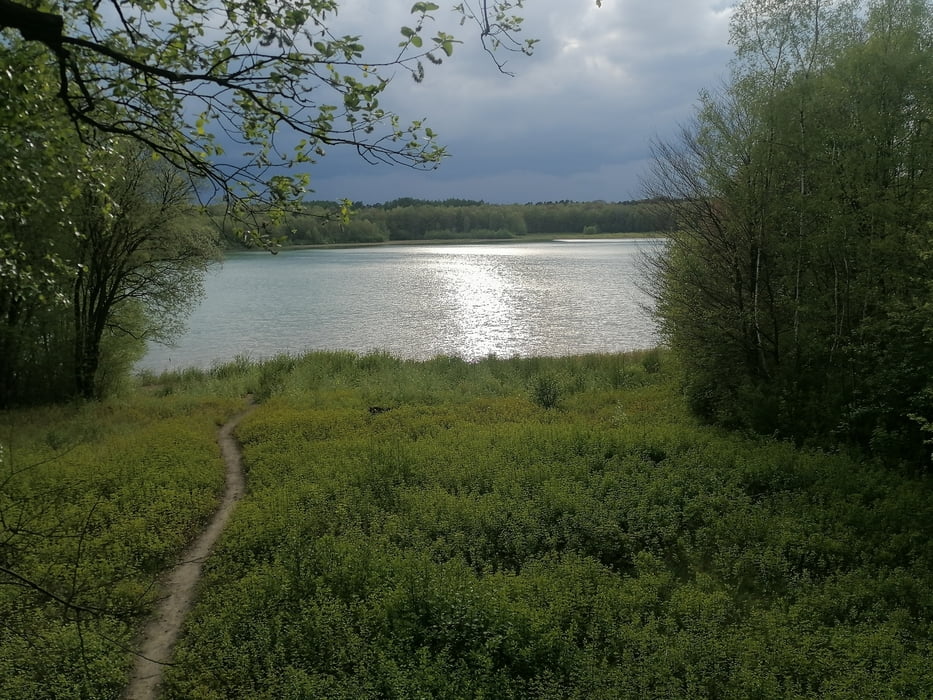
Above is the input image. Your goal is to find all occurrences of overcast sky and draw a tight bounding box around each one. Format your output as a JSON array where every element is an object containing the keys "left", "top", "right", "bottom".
[{"left": 302, "top": 1, "right": 735, "bottom": 204}]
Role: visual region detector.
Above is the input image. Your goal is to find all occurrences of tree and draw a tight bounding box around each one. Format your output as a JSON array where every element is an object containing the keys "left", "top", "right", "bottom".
[
  {"left": 71, "top": 144, "right": 219, "bottom": 399},
  {"left": 0, "top": 32, "right": 220, "bottom": 403},
  {"left": 647, "top": 0, "right": 933, "bottom": 463},
  {"left": 0, "top": 0, "right": 543, "bottom": 218},
  {"left": 0, "top": 40, "right": 85, "bottom": 405}
]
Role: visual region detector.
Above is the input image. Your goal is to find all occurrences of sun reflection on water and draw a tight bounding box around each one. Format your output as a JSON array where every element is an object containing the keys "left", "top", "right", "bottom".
[{"left": 435, "top": 255, "right": 523, "bottom": 358}]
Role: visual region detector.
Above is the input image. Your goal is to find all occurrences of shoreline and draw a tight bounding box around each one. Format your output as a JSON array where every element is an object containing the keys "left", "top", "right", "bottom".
[{"left": 223, "top": 231, "right": 667, "bottom": 253}]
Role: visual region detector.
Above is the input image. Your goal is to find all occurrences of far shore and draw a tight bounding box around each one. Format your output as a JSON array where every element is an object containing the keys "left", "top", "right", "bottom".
[{"left": 224, "top": 231, "right": 667, "bottom": 252}]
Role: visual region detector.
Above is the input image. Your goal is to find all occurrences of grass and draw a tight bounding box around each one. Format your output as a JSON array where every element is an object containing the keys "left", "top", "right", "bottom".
[
  {"left": 0, "top": 390, "right": 242, "bottom": 698},
  {"left": 2, "top": 350, "right": 932, "bottom": 698}
]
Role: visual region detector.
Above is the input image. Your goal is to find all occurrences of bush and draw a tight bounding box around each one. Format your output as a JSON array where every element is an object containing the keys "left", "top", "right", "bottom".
[{"left": 530, "top": 374, "right": 561, "bottom": 409}]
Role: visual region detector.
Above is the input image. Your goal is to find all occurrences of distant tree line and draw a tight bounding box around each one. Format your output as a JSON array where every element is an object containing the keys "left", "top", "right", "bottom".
[{"left": 216, "top": 199, "right": 672, "bottom": 247}]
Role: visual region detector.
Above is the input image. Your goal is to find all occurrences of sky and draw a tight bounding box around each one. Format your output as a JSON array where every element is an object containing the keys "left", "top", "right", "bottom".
[{"left": 301, "top": 0, "right": 736, "bottom": 205}]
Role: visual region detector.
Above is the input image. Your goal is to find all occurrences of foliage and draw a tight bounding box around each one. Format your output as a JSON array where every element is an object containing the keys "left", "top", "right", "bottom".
[
  {"left": 641, "top": 347, "right": 662, "bottom": 374},
  {"left": 0, "top": 393, "right": 241, "bottom": 698},
  {"left": 0, "top": 38, "right": 221, "bottom": 404},
  {"left": 530, "top": 373, "right": 562, "bottom": 408},
  {"left": 646, "top": 0, "right": 933, "bottom": 464},
  {"left": 0, "top": 0, "right": 548, "bottom": 215},
  {"left": 218, "top": 199, "right": 671, "bottom": 247},
  {"left": 3, "top": 352, "right": 932, "bottom": 695},
  {"left": 70, "top": 144, "right": 220, "bottom": 398},
  {"left": 71, "top": 350, "right": 925, "bottom": 699},
  {"left": 0, "top": 39, "right": 84, "bottom": 404}
]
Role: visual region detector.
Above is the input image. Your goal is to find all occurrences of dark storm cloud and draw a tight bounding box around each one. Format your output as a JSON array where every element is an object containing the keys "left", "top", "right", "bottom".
[{"left": 301, "top": 1, "right": 735, "bottom": 203}]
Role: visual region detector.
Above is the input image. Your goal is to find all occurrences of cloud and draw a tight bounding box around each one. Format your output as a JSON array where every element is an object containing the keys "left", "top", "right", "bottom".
[
  {"left": 314, "top": 158, "right": 657, "bottom": 204},
  {"left": 300, "top": 1, "right": 735, "bottom": 203}
]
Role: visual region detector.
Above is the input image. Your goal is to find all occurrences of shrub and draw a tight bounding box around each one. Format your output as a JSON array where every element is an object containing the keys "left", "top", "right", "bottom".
[{"left": 531, "top": 374, "right": 561, "bottom": 409}]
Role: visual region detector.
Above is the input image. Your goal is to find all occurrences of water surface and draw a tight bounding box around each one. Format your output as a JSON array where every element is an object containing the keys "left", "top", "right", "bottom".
[{"left": 139, "top": 239, "right": 661, "bottom": 372}]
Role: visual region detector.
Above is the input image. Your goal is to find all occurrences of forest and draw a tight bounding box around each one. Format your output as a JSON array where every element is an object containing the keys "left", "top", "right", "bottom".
[
  {"left": 647, "top": 0, "right": 933, "bottom": 466},
  {"left": 215, "top": 199, "right": 673, "bottom": 247}
]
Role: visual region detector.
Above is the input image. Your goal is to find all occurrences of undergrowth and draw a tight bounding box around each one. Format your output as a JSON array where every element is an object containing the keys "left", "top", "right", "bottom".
[
  {"left": 0, "top": 394, "right": 240, "bottom": 699},
  {"left": 2, "top": 350, "right": 931, "bottom": 698},
  {"left": 161, "top": 351, "right": 933, "bottom": 698}
]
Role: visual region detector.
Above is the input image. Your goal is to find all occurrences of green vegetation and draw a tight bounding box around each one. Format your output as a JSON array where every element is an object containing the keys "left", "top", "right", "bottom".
[
  {"left": 647, "top": 0, "right": 933, "bottom": 465},
  {"left": 0, "top": 1, "right": 540, "bottom": 211},
  {"left": 217, "top": 199, "right": 671, "bottom": 247},
  {"left": 8, "top": 352, "right": 931, "bottom": 697},
  {"left": 165, "top": 353, "right": 933, "bottom": 698},
  {"left": 0, "top": 391, "right": 242, "bottom": 698},
  {"left": 0, "top": 39, "right": 219, "bottom": 405},
  {"left": 3, "top": 0, "right": 933, "bottom": 693}
]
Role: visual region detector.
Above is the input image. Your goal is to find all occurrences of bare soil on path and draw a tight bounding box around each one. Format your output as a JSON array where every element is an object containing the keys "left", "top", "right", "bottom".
[{"left": 122, "top": 399, "right": 256, "bottom": 700}]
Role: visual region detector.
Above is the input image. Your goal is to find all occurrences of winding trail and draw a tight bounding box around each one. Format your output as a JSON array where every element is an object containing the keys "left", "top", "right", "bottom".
[{"left": 122, "top": 399, "right": 256, "bottom": 700}]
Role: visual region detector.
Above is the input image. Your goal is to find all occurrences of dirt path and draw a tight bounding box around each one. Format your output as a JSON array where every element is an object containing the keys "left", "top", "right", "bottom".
[{"left": 122, "top": 399, "right": 256, "bottom": 700}]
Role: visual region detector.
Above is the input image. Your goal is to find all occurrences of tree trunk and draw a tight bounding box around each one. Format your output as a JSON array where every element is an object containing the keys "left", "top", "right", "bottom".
[{"left": 73, "top": 329, "right": 100, "bottom": 400}]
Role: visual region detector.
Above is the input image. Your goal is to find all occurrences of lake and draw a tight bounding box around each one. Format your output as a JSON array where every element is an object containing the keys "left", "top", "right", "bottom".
[{"left": 137, "top": 239, "right": 663, "bottom": 373}]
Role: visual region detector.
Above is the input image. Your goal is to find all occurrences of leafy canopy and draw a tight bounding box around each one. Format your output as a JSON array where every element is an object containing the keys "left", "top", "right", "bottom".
[{"left": 0, "top": 0, "right": 554, "bottom": 211}]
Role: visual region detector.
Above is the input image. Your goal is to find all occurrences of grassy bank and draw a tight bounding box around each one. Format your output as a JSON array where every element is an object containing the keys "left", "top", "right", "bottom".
[{"left": 2, "top": 351, "right": 932, "bottom": 697}]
